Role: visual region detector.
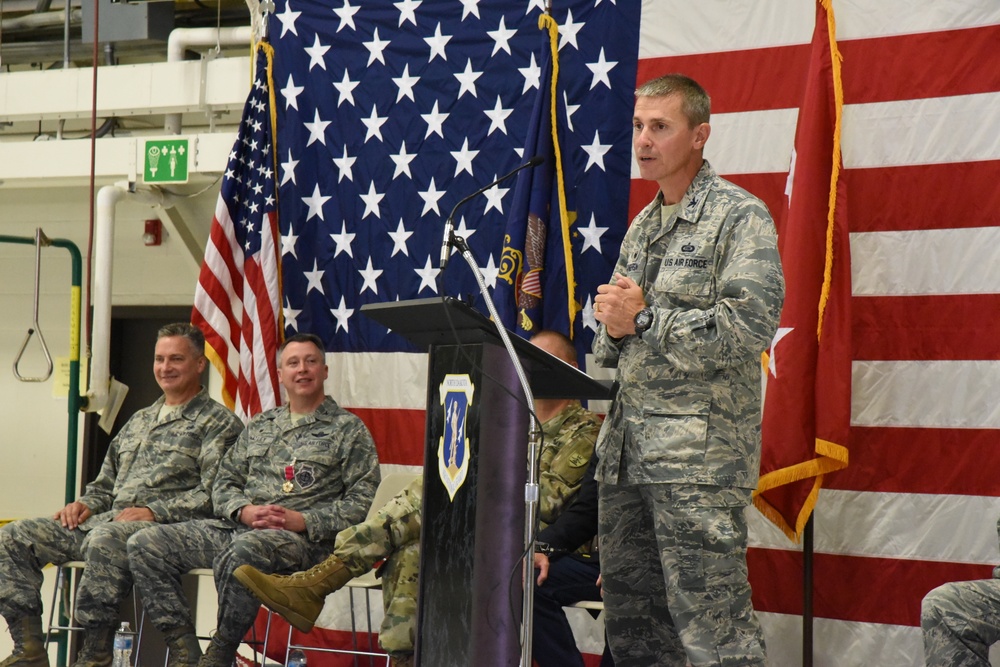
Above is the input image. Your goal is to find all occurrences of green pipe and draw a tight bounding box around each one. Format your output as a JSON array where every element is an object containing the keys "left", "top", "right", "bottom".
[
  {"left": 0, "top": 234, "right": 82, "bottom": 504},
  {"left": 0, "top": 233, "right": 82, "bottom": 667}
]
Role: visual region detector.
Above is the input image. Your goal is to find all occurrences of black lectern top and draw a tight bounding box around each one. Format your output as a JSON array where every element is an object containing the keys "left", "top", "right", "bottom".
[{"left": 360, "top": 297, "right": 612, "bottom": 401}]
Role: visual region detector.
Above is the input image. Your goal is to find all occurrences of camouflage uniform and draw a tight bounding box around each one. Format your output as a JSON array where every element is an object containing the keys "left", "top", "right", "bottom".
[
  {"left": 332, "top": 401, "right": 601, "bottom": 658},
  {"left": 538, "top": 403, "right": 602, "bottom": 534},
  {"left": 0, "top": 389, "right": 242, "bottom": 628},
  {"left": 593, "top": 161, "right": 784, "bottom": 667},
  {"left": 921, "top": 518, "right": 1000, "bottom": 666},
  {"left": 127, "top": 397, "right": 379, "bottom": 645},
  {"left": 334, "top": 479, "right": 422, "bottom": 657}
]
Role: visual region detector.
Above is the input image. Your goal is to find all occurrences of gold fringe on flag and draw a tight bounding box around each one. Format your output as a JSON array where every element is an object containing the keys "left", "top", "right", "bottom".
[
  {"left": 538, "top": 14, "right": 578, "bottom": 336},
  {"left": 816, "top": 0, "right": 844, "bottom": 340},
  {"left": 751, "top": 0, "right": 849, "bottom": 543},
  {"left": 260, "top": 40, "right": 286, "bottom": 341}
]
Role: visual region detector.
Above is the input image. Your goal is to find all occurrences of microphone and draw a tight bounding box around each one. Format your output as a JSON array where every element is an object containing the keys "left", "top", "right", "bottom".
[{"left": 439, "top": 154, "right": 545, "bottom": 270}]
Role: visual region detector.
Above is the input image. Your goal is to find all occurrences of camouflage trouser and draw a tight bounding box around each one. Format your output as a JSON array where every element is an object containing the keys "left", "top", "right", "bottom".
[
  {"left": 598, "top": 483, "right": 766, "bottom": 667},
  {"left": 377, "top": 542, "right": 420, "bottom": 656},
  {"left": 128, "top": 520, "right": 334, "bottom": 643},
  {"left": 334, "top": 478, "right": 422, "bottom": 657},
  {"left": 0, "top": 517, "right": 154, "bottom": 628},
  {"left": 921, "top": 578, "right": 1000, "bottom": 666}
]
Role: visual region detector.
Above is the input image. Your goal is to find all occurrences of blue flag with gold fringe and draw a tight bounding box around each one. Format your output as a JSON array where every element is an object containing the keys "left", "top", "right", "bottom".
[{"left": 496, "top": 17, "right": 577, "bottom": 344}]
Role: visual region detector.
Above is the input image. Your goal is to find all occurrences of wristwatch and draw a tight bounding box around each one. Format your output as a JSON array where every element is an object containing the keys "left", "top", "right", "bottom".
[
  {"left": 534, "top": 541, "right": 558, "bottom": 557},
  {"left": 634, "top": 307, "right": 654, "bottom": 334}
]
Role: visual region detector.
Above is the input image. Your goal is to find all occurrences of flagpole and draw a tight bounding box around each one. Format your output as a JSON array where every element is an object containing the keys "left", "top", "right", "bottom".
[
  {"left": 803, "top": 515, "right": 814, "bottom": 667},
  {"left": 450, "top": 234, "right": 541, "bottom": 667}
]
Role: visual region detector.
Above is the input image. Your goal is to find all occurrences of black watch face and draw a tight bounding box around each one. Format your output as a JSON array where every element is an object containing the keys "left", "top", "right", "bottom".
[{"left": 635, "top": 309, "right": 652, "bottom": 330}]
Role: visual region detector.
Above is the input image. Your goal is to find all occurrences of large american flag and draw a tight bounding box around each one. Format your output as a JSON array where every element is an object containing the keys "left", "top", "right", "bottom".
[
  {"left": 193, "top": 42, "right": 283, "bottom": 423},
  {"left": 230, "top": 0, "right": 1000, "bottom": 664},
  {"left": 268, "top": 1, "right": 634, "bottom": 472}
]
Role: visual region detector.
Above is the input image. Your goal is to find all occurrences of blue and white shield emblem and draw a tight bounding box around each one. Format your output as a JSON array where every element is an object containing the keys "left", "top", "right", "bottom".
[{"left": 438, "top": 374, "right": 474, "bottom": 502}]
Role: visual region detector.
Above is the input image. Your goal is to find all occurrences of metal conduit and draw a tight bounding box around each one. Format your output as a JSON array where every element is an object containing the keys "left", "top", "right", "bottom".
[
  {"left": 0, "top": 233, "right": 82, "bottom": 505},
  {"left": 0, "top": 233, "right": 82, "bottom": 667}
]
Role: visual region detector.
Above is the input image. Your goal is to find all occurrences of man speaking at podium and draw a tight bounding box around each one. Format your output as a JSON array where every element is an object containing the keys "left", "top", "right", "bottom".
[{"left": 592, "top": 74, "right": 784, "bottom": 666}]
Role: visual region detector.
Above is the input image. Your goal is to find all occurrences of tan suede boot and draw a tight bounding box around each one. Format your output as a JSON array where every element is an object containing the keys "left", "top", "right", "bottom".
[
  {"left": 196, "top": 636, "right": 239, "bottom": 667},
  {"left": 68, "top": 626, "right": 113, "bottom": 667},
  {"left": 232, "top": 556, "right": 353, "bottom": 633},
  {"left": 0, "top": 616, "right": 50, "bottom": 667},
  {"left": 164, "top": 625, "right": 202, "bottom": 667}
]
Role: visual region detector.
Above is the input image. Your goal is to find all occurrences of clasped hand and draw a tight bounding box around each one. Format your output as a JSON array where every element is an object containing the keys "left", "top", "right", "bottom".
[
  {"left": 54, "top": 501, "right": 91, "bottom": 530},
  {"left": 595, "top": 273, "right": 647, "bottom": 338},
  {"left": 239, "top": 504, "right": 306, "bottom": 533}
]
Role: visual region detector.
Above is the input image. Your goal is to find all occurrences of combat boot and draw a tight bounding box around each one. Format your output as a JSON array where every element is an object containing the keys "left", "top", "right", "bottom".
[
  {"left": 0, "top": 615, "right": 50, "bottom": 667},
  {"left": 196, "top": 636, "right": 239, "bottom": 667},
  {"left": 233, "top": 556, "right": 353, "bottom": 633},
  {"left": 69, "top": 626, "right": 112, "bottom": 667},
  {"left": 164, "top": 625, "right": 202, "bottom": 667}
]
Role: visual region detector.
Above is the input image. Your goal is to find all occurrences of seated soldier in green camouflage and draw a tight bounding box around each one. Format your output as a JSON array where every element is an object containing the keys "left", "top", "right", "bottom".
[
  {"left": 234, "top": 330, "right": 600, "bottom": 667},
  {"left": 0, "top": 323, "right": 243, "bottom": 667}
]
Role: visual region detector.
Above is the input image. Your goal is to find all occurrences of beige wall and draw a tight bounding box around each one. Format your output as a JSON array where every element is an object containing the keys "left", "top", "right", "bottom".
[
  {"left": 0, "top": 183, "right": 217, "bottom": 661},
  {"left": 1, "top": 187, "right": 205, "bottom": 517}
]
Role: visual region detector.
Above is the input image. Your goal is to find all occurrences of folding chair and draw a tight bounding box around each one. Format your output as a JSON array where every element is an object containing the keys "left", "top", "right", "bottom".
[{"left": 45, "top": 561, "right": 147, "bottom": 665}]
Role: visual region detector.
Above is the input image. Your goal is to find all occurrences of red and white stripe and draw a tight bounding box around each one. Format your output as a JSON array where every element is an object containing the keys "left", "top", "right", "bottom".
[
  {"left": 193, "top": 198, "right": 282, "bottom": 423},
  {"left": 641, "top": 1, "right": 1000, "bottom": 665},
  {"left": 314, "top": 1, "right": 1000, "bottom": 664}
]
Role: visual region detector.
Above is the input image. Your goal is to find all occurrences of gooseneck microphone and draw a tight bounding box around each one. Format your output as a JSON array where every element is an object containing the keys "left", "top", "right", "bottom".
[{"left": 438, "top": 154, "right": 545, "bottom": 270}]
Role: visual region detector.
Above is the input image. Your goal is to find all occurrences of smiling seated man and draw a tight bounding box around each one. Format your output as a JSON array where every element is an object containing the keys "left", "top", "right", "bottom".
[
  {"left": 233, "top": 330, "right": 601, "bottom": 667},
  {"left": 127, "top": 333, "right": 380, "bottom": 667},
  {"left": 0, "top": 323, "right": 242, "bottom": 667}
]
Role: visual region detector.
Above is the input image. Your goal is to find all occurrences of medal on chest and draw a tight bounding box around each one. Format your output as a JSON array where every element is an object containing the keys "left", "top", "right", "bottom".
[{"left": 282, "top": 457, "right": 296, "bottom": 493}]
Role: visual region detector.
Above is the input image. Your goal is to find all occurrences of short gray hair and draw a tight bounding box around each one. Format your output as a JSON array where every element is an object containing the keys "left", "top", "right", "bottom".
[
  {"left": 636, "top": 74, "right": 710, "bottom": 127},
  {"left": 158, "top": 323, "right": 205, "bottom": 357}
]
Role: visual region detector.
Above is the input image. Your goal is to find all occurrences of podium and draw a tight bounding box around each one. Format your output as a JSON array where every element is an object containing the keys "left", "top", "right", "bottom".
[{"left": 361, "top": 297, "right": 609, "bottom": 667}]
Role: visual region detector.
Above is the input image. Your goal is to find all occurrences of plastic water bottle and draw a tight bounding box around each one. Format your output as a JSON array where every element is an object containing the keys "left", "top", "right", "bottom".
[
  {"left": 287, "top": 648, "right": 307, "bottom": 667},
  {"left": 111, "top": 621, "right": 133, "bottom": 667}
]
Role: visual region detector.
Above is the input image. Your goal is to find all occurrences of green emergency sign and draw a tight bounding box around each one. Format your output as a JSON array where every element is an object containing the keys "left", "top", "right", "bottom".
[{"left": 144, "top": 139, "right": 189, "bottom": 183}]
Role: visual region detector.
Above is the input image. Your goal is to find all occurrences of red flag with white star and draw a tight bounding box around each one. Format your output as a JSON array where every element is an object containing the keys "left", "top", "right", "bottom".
[{"left": 754, "top": 0, "right": 852, "bottom": 542}]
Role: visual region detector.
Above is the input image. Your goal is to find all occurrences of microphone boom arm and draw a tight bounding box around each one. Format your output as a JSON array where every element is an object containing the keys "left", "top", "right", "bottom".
[{"left": 439, "top": 155, "right": 544, "bottom": 270}]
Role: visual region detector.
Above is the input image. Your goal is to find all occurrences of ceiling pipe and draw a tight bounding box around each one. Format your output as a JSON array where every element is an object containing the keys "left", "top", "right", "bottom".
[
  {"left": 0, "top": 7, "right": 79, "bottom": 30},
  {"left": 164, "top": 25, "right": 253, "bottom": 135}
]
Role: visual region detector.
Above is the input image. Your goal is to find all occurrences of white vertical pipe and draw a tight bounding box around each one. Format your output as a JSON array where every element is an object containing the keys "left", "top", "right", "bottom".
[
  {"left": 87, "top": 184, "right": 126, "bottom": 412},
  {"left": 87, "top": 184, "right": 176, "bottom": 412}
]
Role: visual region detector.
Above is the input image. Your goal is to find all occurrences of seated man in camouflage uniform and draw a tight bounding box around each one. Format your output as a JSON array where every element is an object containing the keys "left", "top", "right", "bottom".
[
  {"left": 0, "top": 323, "right": 243, "bottom": 667},
  {"left": 234, "top": 330, "right": 601, "bottom": 667},
  {"left": 127, "top": 333, "right": 380, "bottom": 667},
  {"left": 921, "top": 517, "right": 1000, "bottom": 666}
]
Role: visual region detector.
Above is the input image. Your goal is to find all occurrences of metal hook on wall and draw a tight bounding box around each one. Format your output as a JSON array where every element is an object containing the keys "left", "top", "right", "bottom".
[{"left": 13, "top": 228, "right": 54, "bottom": 382}]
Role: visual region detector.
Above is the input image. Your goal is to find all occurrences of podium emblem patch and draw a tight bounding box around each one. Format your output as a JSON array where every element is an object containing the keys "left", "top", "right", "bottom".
[{"left": 438, "top": 374, "right": 474, "bottom": 502}]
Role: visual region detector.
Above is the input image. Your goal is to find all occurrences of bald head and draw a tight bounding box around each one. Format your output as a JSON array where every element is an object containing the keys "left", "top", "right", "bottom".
[{"left": 530, "top": 330, "right": 577, "bottom": 367}]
